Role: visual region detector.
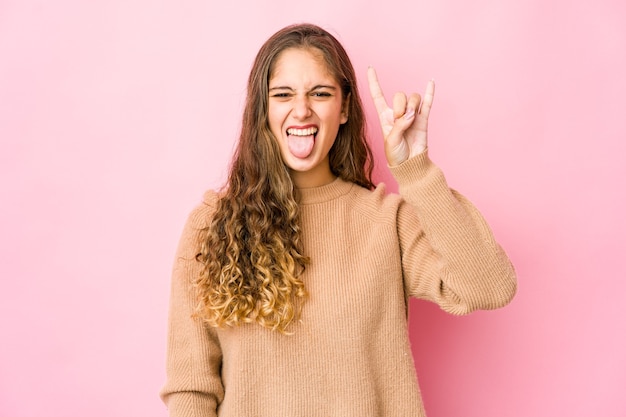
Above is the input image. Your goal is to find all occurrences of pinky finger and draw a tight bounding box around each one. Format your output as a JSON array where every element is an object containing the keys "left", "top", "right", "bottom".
[{"left": 418, "top": 79, "right": 435, "bottom": 117}]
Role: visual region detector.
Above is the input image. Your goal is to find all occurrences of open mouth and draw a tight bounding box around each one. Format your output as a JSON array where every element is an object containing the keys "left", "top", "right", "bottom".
[
  {"left": 287, "top": 127, "right": 318, "bottom": 136},
  {"left": 287, "top": 127, "right": 318, "bottom": 158}
]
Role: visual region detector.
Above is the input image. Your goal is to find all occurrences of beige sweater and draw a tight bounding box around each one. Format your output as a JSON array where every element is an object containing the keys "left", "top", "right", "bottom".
[{"left": 160, "top": 152, "right": 517, "bottom": 416}]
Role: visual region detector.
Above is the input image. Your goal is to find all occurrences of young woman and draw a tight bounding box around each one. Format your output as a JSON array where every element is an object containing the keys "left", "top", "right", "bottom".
[{"left": 160, "top": 23, "right": 516, "bottom": 417}]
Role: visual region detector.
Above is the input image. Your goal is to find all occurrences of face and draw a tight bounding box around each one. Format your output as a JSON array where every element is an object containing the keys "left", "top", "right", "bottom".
[{"left": 268, "top": 47, "right": 349, "bottom": 188}]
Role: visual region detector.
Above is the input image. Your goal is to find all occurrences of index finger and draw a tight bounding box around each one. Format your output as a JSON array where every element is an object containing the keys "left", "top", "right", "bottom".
[{"left": 367, "top": 66, "right": 390, "bottom": 116}]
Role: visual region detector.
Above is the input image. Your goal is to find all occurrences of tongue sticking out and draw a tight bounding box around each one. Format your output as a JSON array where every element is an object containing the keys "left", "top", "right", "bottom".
[{"left": 288, "top": 134, "right": 315, "bottom": 159}]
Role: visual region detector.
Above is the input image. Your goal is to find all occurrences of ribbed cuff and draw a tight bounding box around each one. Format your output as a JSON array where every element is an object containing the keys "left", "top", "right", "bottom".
[{"left": 388, "top": 150, "right": 449, "bottom": 200}]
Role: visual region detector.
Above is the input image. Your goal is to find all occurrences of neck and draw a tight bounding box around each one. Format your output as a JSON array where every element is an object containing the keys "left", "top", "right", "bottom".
[{"left": 289, "top": 159, "right": 336, "bottom": 188}]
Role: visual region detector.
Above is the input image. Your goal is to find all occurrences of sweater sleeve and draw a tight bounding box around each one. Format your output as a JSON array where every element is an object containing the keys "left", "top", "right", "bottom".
[
  {"left": 389, "top": 151, "right": 517, "bottom": 315},
  {"left": 160, "top": 193, "right": 224, "bottom": 416}
]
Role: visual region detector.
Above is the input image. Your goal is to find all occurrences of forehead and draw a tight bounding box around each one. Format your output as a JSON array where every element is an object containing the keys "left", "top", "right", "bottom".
[{"left": 269, "top": 47, "right": 337, "bottom": 85}]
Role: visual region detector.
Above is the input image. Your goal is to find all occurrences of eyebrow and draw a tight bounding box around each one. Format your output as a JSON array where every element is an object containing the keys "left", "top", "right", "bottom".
[{"left": 268, "top": 84, "right": 338, "bottom": 92}]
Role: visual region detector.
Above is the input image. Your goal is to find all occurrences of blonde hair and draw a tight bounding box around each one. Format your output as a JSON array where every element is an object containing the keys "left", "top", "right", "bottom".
[{"left": 194, "top": 23, "right": 374, "bottom": 333}]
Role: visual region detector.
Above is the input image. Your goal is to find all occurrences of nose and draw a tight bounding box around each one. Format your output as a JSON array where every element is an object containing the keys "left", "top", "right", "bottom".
[{"left": 292, "top": 94, "right": 312, "bottom": 120}]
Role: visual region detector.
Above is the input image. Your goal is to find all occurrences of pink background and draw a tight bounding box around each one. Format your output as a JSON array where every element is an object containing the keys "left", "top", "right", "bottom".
[{"left": 1, "top": 0, "right": 625, "bottom": 416}]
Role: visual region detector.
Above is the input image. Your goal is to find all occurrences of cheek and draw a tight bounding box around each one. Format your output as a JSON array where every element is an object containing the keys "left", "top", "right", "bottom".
[
  {"left": 269, "top": 100, "right": 292, "bottom": 121},
  {"left": 324, "top": 104, "right": 346, "bottom": 127},
  {"left": 267, "top": 107, "right": 282, "bottom": 134}
]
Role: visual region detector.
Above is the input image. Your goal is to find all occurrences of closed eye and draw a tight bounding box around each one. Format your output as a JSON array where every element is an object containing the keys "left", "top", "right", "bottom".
[{"left": 271, "top": 92, "right": 292, "bottom": 98}]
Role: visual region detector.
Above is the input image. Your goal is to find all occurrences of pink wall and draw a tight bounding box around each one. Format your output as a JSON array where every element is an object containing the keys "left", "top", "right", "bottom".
[{"left": 1, "top": 1, "right": 625, "bottom": 416}]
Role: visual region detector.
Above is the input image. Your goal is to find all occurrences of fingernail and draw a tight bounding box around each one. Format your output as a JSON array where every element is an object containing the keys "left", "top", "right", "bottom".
[{"left": 404, "top": 108, "right": 415, "bottom": 120}]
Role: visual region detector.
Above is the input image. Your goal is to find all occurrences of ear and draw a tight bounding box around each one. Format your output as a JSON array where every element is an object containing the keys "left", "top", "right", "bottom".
[{"left": 340, "top": 92, "right": 350, "bottom": 124}]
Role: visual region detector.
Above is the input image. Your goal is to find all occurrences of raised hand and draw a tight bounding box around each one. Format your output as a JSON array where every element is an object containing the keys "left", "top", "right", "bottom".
[{"left": 367, "top": 67, "right": 435, "bottom": 167}]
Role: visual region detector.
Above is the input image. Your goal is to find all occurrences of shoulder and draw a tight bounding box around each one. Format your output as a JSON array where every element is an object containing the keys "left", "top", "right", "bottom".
[
  {"left": 175, "top": 190, "right": 221, "bottom": 258},
  {"left": 345, "top": 182, "right": 404, "bottom": 222},
  {"left": 349, "top": 182, "right": 403, "bottom": 207},
  {"left": 185, "top": 189, "right": 221, "bottom": 231}
]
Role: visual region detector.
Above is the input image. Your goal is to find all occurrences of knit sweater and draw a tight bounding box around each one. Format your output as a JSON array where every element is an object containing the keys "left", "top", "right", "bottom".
[{"left": 160, "top": 152, "right": 517, "bottom": 417}]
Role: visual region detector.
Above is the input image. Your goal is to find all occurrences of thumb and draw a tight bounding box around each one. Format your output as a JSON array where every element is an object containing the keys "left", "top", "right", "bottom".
[
  {"left": 383, "top": 108, "right": 415, "bottom": 166},
  {"left": 387, "top": 91, "right": 416, "bottom": 140},
  {"left": 385, "top": 105, "right": 415, "bottom": 146}
]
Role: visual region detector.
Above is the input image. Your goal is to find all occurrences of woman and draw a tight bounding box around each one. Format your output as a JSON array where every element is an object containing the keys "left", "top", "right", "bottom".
[{"left": 160, "top": 23, "right": 516, "bottom": 416}]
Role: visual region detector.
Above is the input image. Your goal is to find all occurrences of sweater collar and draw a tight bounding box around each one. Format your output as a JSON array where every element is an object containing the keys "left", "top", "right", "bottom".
[{"left": 297, "top": 177, "right": 354, "bottom": 205}]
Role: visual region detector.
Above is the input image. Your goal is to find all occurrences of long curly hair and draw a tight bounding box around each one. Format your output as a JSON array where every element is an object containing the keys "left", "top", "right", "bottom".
[{"left": 195, "top": 23, "right": 374, "bottom": 333}]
